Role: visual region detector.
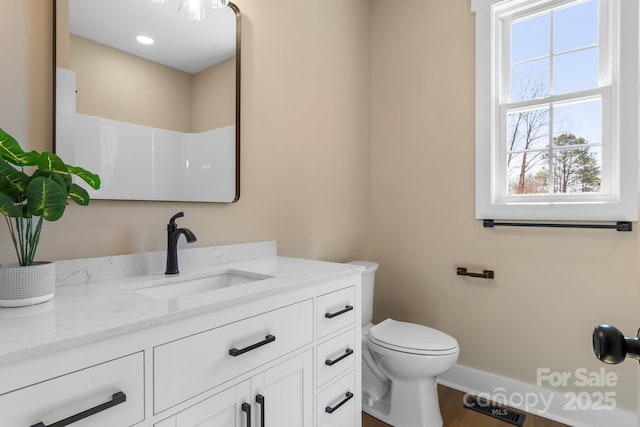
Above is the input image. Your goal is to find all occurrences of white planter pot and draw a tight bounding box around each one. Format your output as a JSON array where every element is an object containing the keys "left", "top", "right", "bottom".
[{"left": 0, "top": 262, "right": 56, "bottom": 308}]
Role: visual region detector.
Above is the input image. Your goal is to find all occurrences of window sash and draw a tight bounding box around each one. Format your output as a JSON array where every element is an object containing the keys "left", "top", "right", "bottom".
[
  {"left": 496, "top": 88, "right": 612, "bottom": 202},
  {"left": 500, "top": 0, "right": 611, "bottom": 100}
]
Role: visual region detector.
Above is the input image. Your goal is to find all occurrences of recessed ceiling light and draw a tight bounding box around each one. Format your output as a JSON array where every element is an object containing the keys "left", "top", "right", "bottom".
[{"left": 136, "top": 35, "right": 154, "bottom": 45}]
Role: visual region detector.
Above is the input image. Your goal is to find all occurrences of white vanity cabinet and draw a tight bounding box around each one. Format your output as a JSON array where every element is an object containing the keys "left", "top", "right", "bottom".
[
  {"left": 0, "top": 251, "right": 362, "bottom": 427},
  {"left": 157, "top": 350, "right": 314, "bottom": 427},
  {"left": 152, "top": 281, "right": 358, "bottom": 427}
]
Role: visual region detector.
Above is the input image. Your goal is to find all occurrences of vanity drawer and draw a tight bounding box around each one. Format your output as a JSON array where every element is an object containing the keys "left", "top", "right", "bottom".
[
  {"left": 0, "top": 352, "right": 144, "bottom": 427},
  {"left": 316, "top": 329, "right": 356, "bottom": 387},
  {"left": 155, "top": 418, "right": 176, "bottom": 427},
  {"left": 317, "top": 286, "right": 355, "bottom": 338},
  {"left": 317, "top": 371, "right": 356, "bottom": 427},
  {"left": 154, "top": 299, "right": 314, "bottom": 413}
]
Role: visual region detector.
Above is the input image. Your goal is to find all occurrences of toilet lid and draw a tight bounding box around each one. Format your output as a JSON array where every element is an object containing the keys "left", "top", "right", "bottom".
[{"left": 369, "top": 319, "right": 458, "bottom": 352}]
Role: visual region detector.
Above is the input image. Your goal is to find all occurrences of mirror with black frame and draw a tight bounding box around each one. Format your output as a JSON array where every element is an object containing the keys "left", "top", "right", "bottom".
[{"left": 54, "top": 0, "right": 240, "bottom": 202}]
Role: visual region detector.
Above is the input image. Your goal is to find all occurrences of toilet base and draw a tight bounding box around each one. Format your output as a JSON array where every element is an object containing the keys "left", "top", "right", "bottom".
[
  {"left": 362, "top": 395, "right": 391, "bottom": 424},
  {"left": 362, "top": 379, "right": 443, "bottom": 427}
]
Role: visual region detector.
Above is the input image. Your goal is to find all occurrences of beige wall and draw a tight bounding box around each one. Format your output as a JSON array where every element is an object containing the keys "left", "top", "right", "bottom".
[
  {"left": 370, "top": 0, "right": 639, "bottom": 411},
  {"left": 70, "top": 34, "right": 193, "bottom": 132},
  {"left": 55, "top": 0, "right": 69, "bottom": 68},
  {"left": 66, "top": 33, "right": 235, "bottom": 133},
  {"left": 192, "top": 57, "right": 236, "bottom": 131},
  {"left": 0, "top": 0, "right": 370, "bottom": 262}
]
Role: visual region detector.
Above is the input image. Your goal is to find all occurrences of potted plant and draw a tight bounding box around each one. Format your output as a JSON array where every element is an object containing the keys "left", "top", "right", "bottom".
[{"left": 0, "top": 128, "right": 100, "bottom": 307}]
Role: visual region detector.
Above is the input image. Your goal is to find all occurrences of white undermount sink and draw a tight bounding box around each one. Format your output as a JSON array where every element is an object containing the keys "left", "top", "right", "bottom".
[{"left": 124, "top": 269, "right": 273, "bottom": 300}]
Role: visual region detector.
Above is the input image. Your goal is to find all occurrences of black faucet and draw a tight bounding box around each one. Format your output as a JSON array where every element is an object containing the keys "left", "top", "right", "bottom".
[{"left": 165, "top": 212, "right": 197, "bottom": 275}]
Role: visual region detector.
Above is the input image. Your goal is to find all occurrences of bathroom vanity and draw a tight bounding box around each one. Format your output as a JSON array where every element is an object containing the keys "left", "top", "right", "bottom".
[{"left": 0, "top": 241, "right": 362, "bottom": 427}]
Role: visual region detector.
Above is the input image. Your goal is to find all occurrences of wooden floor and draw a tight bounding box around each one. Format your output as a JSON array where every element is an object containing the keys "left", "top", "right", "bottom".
[{"left": 362, "top": 385, "right": 570, "bottom": 427}]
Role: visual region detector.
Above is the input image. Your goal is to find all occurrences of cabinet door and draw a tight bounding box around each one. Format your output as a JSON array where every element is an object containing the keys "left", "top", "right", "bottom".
[
  {"left": 176, "top": 381, "right": 251, "bottom": 427},
  {"left": 251, "top": 350, "right": 313, "bottom": 427}
]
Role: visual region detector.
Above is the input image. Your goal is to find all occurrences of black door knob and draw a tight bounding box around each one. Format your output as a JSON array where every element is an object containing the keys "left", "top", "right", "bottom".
[{"left": 593, "top": 325, "right": 640, "bottom": 364}]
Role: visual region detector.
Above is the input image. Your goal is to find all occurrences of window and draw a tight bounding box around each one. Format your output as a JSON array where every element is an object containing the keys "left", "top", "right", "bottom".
[{"left": 472, "top": 0, "right": 638, "bottom": 221}]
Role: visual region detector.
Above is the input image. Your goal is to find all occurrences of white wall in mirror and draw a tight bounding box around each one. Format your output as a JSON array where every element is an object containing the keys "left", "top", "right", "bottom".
[{"left": 56, "top": 68, "right": 236, "bottom": 202}]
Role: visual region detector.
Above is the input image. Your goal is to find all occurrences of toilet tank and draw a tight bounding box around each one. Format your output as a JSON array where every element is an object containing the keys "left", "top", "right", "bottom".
[{"left": 348, "top": 261, "right": 379, "bottom": 326}]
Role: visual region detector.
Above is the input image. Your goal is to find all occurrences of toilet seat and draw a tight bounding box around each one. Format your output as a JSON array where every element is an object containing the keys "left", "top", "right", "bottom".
[{"left": 369, "top": 318, "right": 458, "bottom": 356}]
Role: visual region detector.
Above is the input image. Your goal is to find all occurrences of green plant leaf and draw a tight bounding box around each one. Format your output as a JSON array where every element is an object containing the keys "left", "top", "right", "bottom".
[
  {"left": 33, "top": 151, "right": 73, "bottom": 194},
  {"left": 0, "top": 193, "right": 21, "bottom": 217},
  {"left": 0, "top": 175, "right": 21, "bottom": 200},
  {"left": 0, "top": 128, "right": 40, "bottom": 166},
  {"left": 0, "top": 158, "right": 30, "bottom": 193},
  {"left": 38, "top": 152, "right": 68, "bottom": 172},
  {"left": 25, "top": 176, "right": 67, "bottom": 221},
  {"left": 33, "top": 169, "right": 71, "bottom": 195},
  {"left": 68, "top": 183, "right": 90, "bottom": 206},
  {"left": 67, "top": 165, "right": 101, "bottom": 190}
]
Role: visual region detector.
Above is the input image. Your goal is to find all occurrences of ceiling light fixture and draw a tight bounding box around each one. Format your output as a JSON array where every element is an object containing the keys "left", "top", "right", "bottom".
[
  {"left": 162, "top": 0, "right": 229, "bottom": 21},
  {"left": 179, "top": 0, "right": 207, "bottom": 21},
  {"left": 136, "top": 35, "right": 155, "bottom": 45},
  {"left": 209, "top": 0, "right": 229, "bottom": 8}
]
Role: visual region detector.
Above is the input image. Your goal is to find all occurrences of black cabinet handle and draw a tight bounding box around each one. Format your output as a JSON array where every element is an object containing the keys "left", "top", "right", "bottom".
[
  {"left": 30, "top": 391, "right": 126, "bottom": 427},
  {"left": 229, "top": 335, "right": 276, "bottom": 357},
  {"left": 325, "top": 305, "right": 353, "bottom": 319},
  {"left": 325, "top": 391, "right": 353, "bottom": 414},
  {"left": 256, "top": 394, "right": 265, "bottom": 427},
  {"left": 242, "top": 402, "right": 251, "bottom": 427},
  {"left": 325, "top": 348, "right": 354, "bottom": 366}
]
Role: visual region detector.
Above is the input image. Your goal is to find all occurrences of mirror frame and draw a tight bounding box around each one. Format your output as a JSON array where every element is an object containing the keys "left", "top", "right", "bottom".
[{"left": 52, "top": 0, "right": 242, "bottom": 203}]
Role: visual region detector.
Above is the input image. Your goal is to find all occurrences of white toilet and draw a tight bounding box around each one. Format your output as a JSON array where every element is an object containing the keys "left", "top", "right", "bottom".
[{"left": 350, "top": 261, "right": 459, "bottom": 427}]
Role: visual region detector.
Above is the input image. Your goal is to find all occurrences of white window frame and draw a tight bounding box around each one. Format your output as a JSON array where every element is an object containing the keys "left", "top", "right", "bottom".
[{"left": 472, "top": 0, "right": 638, "bottom": 221}]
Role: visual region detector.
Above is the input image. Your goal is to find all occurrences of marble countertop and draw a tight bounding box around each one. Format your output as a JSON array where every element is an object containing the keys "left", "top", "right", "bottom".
[{"left": 0, "top": 241, "right": 363, "bottom": 364}]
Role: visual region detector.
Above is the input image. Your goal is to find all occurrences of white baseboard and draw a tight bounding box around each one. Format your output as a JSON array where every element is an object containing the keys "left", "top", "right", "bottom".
[{"left": 438, "top": 364, "right": 637, "bottom": 427}]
